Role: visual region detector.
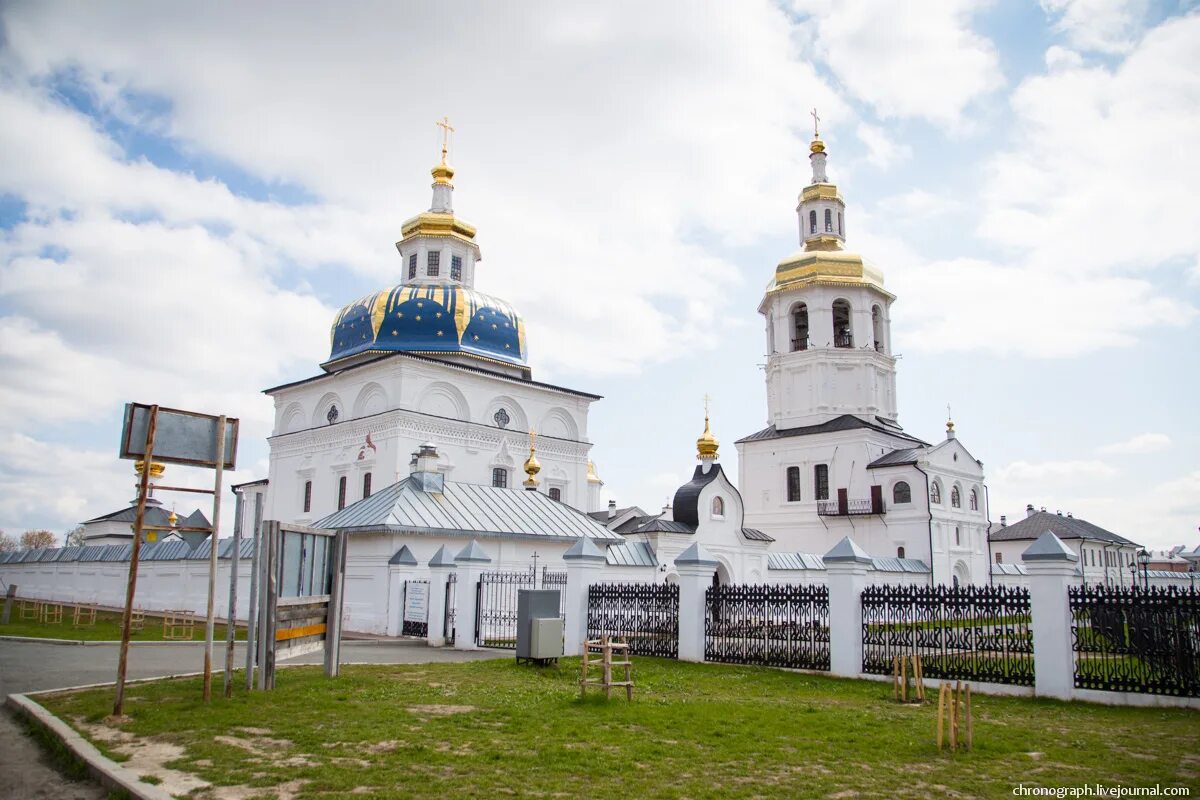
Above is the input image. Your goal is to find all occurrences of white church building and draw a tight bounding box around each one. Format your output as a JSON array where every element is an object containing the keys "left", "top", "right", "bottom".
[{"left": 735, "top": 129, "right": 991, "bottom": 587}]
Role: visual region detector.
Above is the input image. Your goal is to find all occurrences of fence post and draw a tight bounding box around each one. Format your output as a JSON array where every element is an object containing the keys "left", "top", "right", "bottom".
[
  {"left": 675, "top": 543, "right": 717, "bottom": 662},
  {"left": 426, "top": 546, "right": 456, "bottom": 647},
  {"left": 1023, "top": 532, "right": 1079, "bottom": 701},
  {"left": 453, "top": 540, "right": 492, "bottom": 651},
  {"left": 824, "top": 536, "right": 873, "bottom": 678},
  {"left": 563, "top": 538, "right": 607, "bottom": 656}
]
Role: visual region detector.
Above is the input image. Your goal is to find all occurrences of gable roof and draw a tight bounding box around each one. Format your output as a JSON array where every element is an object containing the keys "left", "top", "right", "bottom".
[
  {"left": 988, "top": 510, "right": 1139, "bottom": 547},
  {"left": 586, "top": 505, "right": 646, "bottom": 524},
  {"left": 737, "top": 414, "right": 927, "bottom": 446},
  {"left": 314, "top": 476, "right": 620, "bottom": 542}
]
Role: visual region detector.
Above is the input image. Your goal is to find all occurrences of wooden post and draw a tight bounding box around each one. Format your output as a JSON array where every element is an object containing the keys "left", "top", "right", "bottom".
[
  {"left": 914, "top": 655, "right": 925, "bottom": 701},
  {"left": 1, "top": 584, "right": 17, "bottom": 625},
  {"left": 113, "top": 405, "right": 157, "bottom": 718},
  {"left": 936, "top": 683, "right": 946, "bottom": 751},
  {"left": 950, "top": 681, "right": 960, "bottom": 750},
  {"left": 244, "top": 492, "right": 263, "bottom": 690},
  {"left": 224, "top": 487, "right": 244, "bottom": 697},
  {"left": 901, "top": 655, "right": 909, "bottom": 702},
  {"left": 579, "top": 639, "right": 589, "bottom": 699},
  {"left": 324, "top": 529, "right": 347, "bottom": 678},
  {"left": 202, "top": 416, "right": 227, "bottom": 702},
  {"left": 892, "top": 656, "right": 900, "bottom": 701},
  {"left": 965, "top": 684, "right": 973, "bottom": 750},
  {"left": 262, "top": 521, "right": 279, "bottom": 691}
]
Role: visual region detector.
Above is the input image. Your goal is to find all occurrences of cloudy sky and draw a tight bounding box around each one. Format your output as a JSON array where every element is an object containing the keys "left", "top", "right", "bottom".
[{"left": 0, "top": 0, "right": 1196, "bottom": 549}]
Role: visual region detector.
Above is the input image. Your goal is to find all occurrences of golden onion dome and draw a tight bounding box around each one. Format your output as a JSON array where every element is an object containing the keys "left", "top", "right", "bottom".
[
  {"left": 586, "top": 460, "right": 602, "bottom": 484},
  {"left": 696, "top": 415, "right": 719, "bottom": 461},
  {"left": 431, "top": 160, "right": 455, "bottom": 186},
  {"left": 523, "top": 431, "right": 541, "bottom": 487}
]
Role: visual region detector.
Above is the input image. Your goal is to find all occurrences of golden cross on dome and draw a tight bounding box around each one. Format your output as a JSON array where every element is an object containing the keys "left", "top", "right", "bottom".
[
  {"left": 436, "top": 116, "right": 455, "bottom": 164},
  {"left": 810, "top": 107, "right": 821, "bottom": 139},
  {"left": 703, "top": 393, "right": 711, "bottom": 417}
]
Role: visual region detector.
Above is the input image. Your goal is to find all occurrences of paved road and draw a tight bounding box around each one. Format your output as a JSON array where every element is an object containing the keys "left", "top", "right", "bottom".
[{"left": 0, "top": 638, "right": 506, "bottom": 799}]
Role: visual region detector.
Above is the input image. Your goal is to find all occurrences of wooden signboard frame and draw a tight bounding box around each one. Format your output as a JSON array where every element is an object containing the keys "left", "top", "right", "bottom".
[{"left": 258, "top": 521, "right": 347, "bottom": 689}]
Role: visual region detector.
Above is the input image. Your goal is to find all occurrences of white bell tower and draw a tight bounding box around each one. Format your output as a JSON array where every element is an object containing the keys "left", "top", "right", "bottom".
[{"left": 759, "top": 117, "right": 899, "bottom": 430}]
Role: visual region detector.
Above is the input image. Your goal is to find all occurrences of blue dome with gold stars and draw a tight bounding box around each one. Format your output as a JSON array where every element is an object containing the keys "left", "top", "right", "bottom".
[{"left": 327, "top": 284, "right": 526, "bottom": 368}]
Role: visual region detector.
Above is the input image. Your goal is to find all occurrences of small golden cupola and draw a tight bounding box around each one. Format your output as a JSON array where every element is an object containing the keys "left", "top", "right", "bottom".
[
  {"left": 797, "top": 108, "right": 846, "bottom": 253},
  {"left": 523, "top": 430, "right": 541, "bottom": 490},
  {"left": 696, "top": 397, "right": 719, "bottom": 463}
]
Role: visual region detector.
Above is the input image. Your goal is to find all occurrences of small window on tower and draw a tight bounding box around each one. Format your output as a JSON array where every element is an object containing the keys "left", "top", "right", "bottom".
[
  {"left": 408, "top": 253, "right": 417, "bottom": 280},
  {"left": 302, "top": 481, "right": 312, "bottom": 513},
  {"left": 451, "top": 255, "right": 462, "bottom": 281},
  {"left": 549, "top": 487, "right": 561, "bottom": 502},
  {"left": 897, "top": 546, "right": 906, "bottom": 559},
  {"left": 337, "top": 476, "right": 347, "bottom": 511},
  {"left": 712, "top": 496, "right": 725, "bottom": 517},
  {"left": 809, "top": 210, "right": 817, "bottom": 234},
  {"left": 492, "top": 468, "right": 508, "bottom": 489},
  {"left": 363, "top": 472, "right": 372, "bottom": 499},
  {"left": 838, "top": 212, "right": 843, "bottom": 235},
  {"left": 824, "top": 209, "right": 833, "bottom": 232},
  {"left": 786, "top": 466, "right": 801, "bottom": 502},
  {"left": 427, "top": 251, "right": 440, "bottom": 277}
]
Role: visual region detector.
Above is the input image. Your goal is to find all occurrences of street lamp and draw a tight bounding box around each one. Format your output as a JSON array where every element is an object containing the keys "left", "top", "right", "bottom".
[{"left": 1137, "top": 549, "right": 1150, "bottom": 590}]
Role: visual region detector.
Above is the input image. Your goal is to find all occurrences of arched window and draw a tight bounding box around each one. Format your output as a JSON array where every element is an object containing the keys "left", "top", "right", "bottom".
[
  {"left": 711, "top": 496, "right": 725, "bottom": 517},
  {"left": 809, "top": 209, "right": 817, "bottom": 234},
  {"left": 824, "top": 208, "right": 833, "bottom": 232},
  {"left": 549, "top": 487, "right": 561, "bottom": 502},
  {"left": 492, "top": 468, "right": 508, "bottom": 488},
  {"left": 832, "top": 300, "right": 852, "bottom": 347},
  {"left": 951, "top": 486, "right": 961, "bottom": 508},
  {"left": 814, "top": 464, "right": 829, "bottom": 501},
  {"left": 952, "top": 574, "right": 960, "bottom": 588},
  {"left": 362, "top": 472, "right": 372, "bottom": 499},
  {"left": 897, "top": 546, "right": 906, "bottom": 559},
  {"left": 302, "top": 481, "right": 312, "bottom": 513},
  {"left": 786, "top": 467, "right": 801, "bottom": 502},
  {"left": 792, "top": 303, "right": 809, "bottom": 351},
  {"left": 893, "top": 481, "right": 911, "bottom": 504},
  {"left": 969, "top": 489, "right": 978, "bottom": 511},
  {"left": 871, "top": 305, "right": 884, "bottom": 352},
  {"left": 337, "top": 476, "right": 347, "bottom": 511},
  {"left": 930, "top": 481, "right": 942, "bottom": 504}
]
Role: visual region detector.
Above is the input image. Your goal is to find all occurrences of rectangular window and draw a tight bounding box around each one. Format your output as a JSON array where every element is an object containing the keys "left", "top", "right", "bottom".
[
  {"left": 492, "top": 468, "right": 507, "bottom": 488},
  {"left": 786, "top": 467, "right": 801, "bottom": 502},
  {"left": 996, "top": 552, "right": 1003, "bottom": 564},
  {"left": 427, "top": 250, "right": 440, "bottom": 277},
  {"left": 549, "top": 487, "right": 561, "bottom": 501},
  {"left": 363, "top": 472, "right": 372, "bottom": 499},
  {"left": 451, "top": 255, "right": 462, "bottom": 281},
  {"left": 408, "top": 253, "right": 417, "bottom": 280},
  {"left": 302, "top": 481, "right": 312, "bottom": 513},
  {"left": 814, "top": 464, "right": 829, "bottom": 501},
  {"left": 337, "top": 476, "right": 347, "bottom": 510}
]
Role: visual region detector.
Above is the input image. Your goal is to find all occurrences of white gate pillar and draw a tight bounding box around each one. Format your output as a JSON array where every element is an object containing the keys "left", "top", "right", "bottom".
[
  {"left": 426, "top": 545, "right": 456, "bottom": 648},
  {"left": 453, "top": 540, "right": 492, "bottom": 651},
  {"left": 1023, "top": 532, "right": 1079, "bottom": 701},
  {"left": 824, "top": 536, "right": 873, "bottom": 678},
  {"left": 563, "top": 538, "right": 607, "bottom": 656},
  {"left": 675, "top": 543, "right": 718, "bottom": 662}
]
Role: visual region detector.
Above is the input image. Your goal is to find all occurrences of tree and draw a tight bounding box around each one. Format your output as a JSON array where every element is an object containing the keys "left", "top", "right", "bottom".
[
  {"left": 64, "top": 525, "right": 87, "bottom": 547},
  {"left": 0, "top": 531, "right": 16, "bottom": 553},
  {"left": 20, "top": 530, "right": 57, "bottom": 550}
]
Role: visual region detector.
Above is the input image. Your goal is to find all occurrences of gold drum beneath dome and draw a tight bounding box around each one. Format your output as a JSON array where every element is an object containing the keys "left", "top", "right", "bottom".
[{"left": 134, "top": 460, "right": 165, "bottom": 477}]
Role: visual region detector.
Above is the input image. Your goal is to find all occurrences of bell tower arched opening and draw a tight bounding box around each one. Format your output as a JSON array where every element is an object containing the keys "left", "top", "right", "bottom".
[
  {"left": 832, "top": 299, "right": 852, "bottom": 348},
  {"left": 791, "top": 303, "right": 809, "bottom": 351}
]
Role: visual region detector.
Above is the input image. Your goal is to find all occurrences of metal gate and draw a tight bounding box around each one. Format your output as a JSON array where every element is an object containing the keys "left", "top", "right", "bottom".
[
  {"left": 476, "top": 570, "right": 535, "bottom": 648},
  {"left": 444, "top": 573, "right": 456, "bottom": 645}
]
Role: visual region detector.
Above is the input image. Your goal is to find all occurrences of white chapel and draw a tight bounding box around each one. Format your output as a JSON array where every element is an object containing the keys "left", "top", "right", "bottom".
[
  {"left": 262, "top": 132, "right": 606, "bottom": 527},
  {"left": 735, "top": 125, "right": 992, "bottom": 587}
]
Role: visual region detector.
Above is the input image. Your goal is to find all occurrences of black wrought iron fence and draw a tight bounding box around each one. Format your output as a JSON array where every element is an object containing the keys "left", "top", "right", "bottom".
[
  {"left": 705, "top": 584, "right": 829, "bottom": 670},
  {"left": 476, "top": 569, "right": 535, "bottom": 649},
  {"left": 444, "top": 572, "right": 456, "bottom": 646},
  {"left": 861, "top": 584, "right": 1033, "bottom": 685},
  {"left": 587, "top": 582, "right": 679, "bottom": 658},
  {"left": 542, "top": 568, "right": 568, "bottom": 617},
  {"left": 1069, "top": 585, "right": 1200, "bottom": 697}
]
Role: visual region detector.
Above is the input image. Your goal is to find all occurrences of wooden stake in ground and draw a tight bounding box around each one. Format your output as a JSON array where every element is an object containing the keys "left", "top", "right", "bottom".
[
  {"left": 113, "top": 404, "right": 157, "bottom": 718},
  {"left": 936, "top": 683, "right": 947, "bottom": 751},
  {"left": 936, "top": 681, "right": 972, "bottom": 753}
]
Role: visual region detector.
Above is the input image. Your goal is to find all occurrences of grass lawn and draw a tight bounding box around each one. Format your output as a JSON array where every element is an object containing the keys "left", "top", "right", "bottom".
[
  {"left": 36, "top": 658, "right": 1200, "bottom": 799},
  {"left": 1, "top": 607, "right": 244, "bottom": 642}
]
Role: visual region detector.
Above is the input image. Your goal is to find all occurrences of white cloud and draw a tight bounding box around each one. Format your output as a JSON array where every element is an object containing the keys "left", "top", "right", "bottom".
[
  {"left": 1096, "top": 433, "right": 1171, "bottom": 455},
  {"left": 1041, "top": 0, "right": 1150, "bottom": 54},
  {"left": 792, "top": 0, "right": 1003, "bottom": 127},
  {"left": 855, "top": 123, "right": 912, "bottom": 169},
  {"left": 993, "top": 459, "right": 1118, "bottom": 484}
]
